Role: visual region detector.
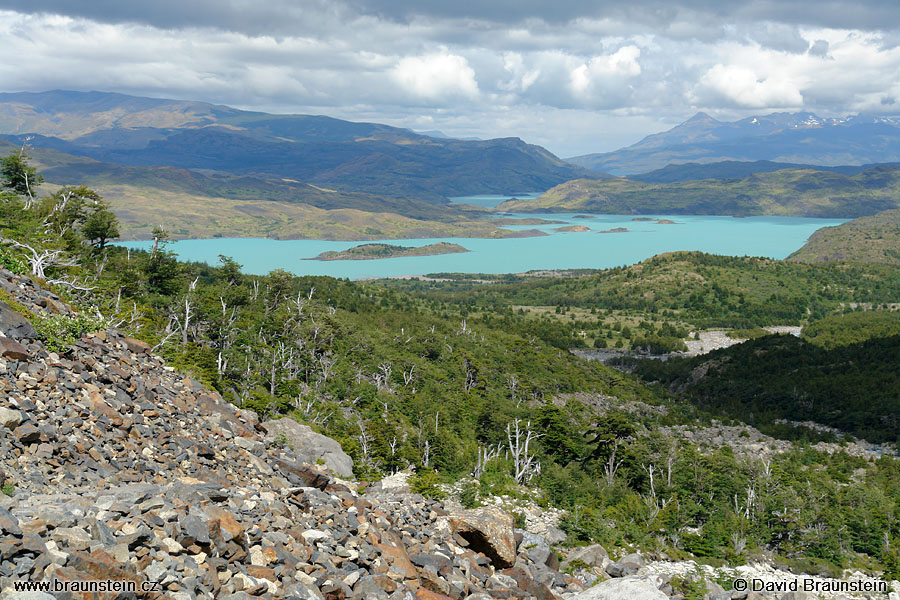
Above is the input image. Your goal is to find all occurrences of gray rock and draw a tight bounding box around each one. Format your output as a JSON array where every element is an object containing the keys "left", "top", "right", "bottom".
[
  {"left": 283, "top": 582, "right": 326, "bottom": 599},
  {"left": 517, "top": 530, "right": 558, "bottom": 570},
  {"left": 780, "top": 593, "right": 819, "bottom": 600},
  {"left": 571, "top": 576, "right": 668, "bottom": 600},
  {"left": 564, "top": 543, "right": 609, "bottom": 569},
  {"left": 0, "top": 506, "right": 22, "bottom": 536},
  {"left": 619, "top": 553, "right": 644, "bottom": 570},
  {"left": 262, "top": 418, "right": 353, "bottom": 477},
  {"left": 0, "top": 407, "right": 23, "bottom": 429},
  {"left": 0, "top": 300, "right": 37, "bottom": 339},
  {"left": 543, "top": 525, "right": 567, "bottom": 545},
  {"left": 51, "top": 526, "right": 92, "bottom": 551},
  {"left": 6, "top": 593, "right": 58, "bottom": 600}
]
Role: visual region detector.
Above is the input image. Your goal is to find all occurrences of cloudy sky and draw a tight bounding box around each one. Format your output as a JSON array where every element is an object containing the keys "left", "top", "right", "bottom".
[{"left": 1, "top": 0, "right": 899, "bottom": 156}]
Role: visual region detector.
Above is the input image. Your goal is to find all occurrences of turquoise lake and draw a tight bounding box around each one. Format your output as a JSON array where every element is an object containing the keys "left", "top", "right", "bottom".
[{"left": 119, "top": 199, "right": 847, "bottom": 279}]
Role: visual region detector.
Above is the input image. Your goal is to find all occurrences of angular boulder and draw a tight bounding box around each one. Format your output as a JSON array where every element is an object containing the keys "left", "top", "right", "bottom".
[
  {"left": 0, "top": 300, "right": 36, "bottom": 339},
  {"left": 447, "top": 507, "right": 516, "bottom": 568},
  {"left": 262, "top": 418, "right": 353, "bottom": 478},
  {"left": 0, "top": 407, "right": 24, "bottom": 430},
  {"left": 0, "top": 338, "right": 29, "bottom": 360},
  {"left": 563, "top": 543, "right": 609, "bottom": 570},
  {"left": 571, "top": 575, "right": 667, "bottom": 600}
]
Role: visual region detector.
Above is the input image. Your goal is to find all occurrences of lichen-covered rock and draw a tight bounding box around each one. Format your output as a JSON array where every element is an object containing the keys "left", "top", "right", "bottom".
[
  {"left": 262, "top": 417, "right": 354, "bottom": 477},
  {"left": 0, "top": 300, "right": 36, "bottom": 340}
]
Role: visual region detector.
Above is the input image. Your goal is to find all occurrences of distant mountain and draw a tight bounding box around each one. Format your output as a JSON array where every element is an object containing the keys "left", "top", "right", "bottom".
[
  {"left": 570, "top": 111, "right": 900, "bottom": 175},
  {"left": 629, "top": 160, "right": 897, "bottom": 183},
  {"left": 496, "top": 165, "right": 900, "bottom": 218},
  {"left": 788, "top": 209, "right": 900, "bottom": 265},
  {"left": 0, "top": 90, "right": 595, "bottom": 202}
]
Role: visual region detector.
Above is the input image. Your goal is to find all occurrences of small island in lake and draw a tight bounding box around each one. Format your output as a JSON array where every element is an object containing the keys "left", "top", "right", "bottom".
[
  {"left": 554, "top": 225, "right": 591, "bottom": 232},
  {"left": 632, "top": 217, "right": 679, "bottom": 224},
  {"left": 309, "top": 242, "right": 469, "bottom": 261},
  {"left": 597, "top": 227, "right": 629, "bottom": 234}
]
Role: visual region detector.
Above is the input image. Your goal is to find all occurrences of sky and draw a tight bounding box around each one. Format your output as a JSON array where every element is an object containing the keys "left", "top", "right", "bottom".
[{"left": 1, "top": 1, "right": 900, "bottom": 157}]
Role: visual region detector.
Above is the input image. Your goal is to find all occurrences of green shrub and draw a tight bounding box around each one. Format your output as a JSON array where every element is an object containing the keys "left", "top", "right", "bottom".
[
  {"left": 410, "top": 471, "right": 446, "bottom": 499},
  {"left": 729, "top": 327, "right": 770, "bottom": 340},
  {"left": 1, "top": 481, "right": 14, "bottom": 496},
  {"left": 33, "top": 313, "right": 108, "bottom": 353},
  {"left": 670, "top": 573, "right": 707, "bottom": 600},
  {"left": 0, "top": 246, "right": 27, "bottom": 274},
  {"left": 272, "top": 432, "right": 292, "bottom": 449},
  {"left": 459, "top": 479, "right": 481, "bottom": 508}
]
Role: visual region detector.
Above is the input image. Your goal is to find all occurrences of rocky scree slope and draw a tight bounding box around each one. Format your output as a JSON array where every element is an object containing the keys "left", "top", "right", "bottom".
[{"left": 0, "top": 266, "right": 624, "bottom": 600}]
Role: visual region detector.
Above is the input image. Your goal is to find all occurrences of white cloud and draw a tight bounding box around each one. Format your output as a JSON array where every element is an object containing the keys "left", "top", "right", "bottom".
[
  {"left": 570, "top": 45, "right": 642, "bottom": 98},
  {"left": 695, "top": 63, "right": 804, "bottom": 108},
  {"left": 390, "top": 51, "right": 479, "bottom": 101},
  {"left": 2, "top": 6, "right": 900, "bottom": 156}
]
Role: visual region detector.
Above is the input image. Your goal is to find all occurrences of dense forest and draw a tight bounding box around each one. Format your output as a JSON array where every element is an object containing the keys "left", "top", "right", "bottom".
[
  {"left": 633, "top": 334, "right": 900, "bottom": 444},
  {"left": 2, "top": 150, "right": 900, "bottom": 578}
]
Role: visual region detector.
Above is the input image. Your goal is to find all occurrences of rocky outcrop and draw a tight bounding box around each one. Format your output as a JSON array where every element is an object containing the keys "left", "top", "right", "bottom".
[
  {"left": 0, "top": 266, "right": 590, "bottom": 599},
  {"left": 446, "top": 507, "right": 517, "bottom": 569},
  {"left": 0, "top": 300, "right": 37, "bottom": 340},
  {"left": 571, "top": 576, "right": 668, "bottom": 600},
  {"left": 561, "top": 544, "right": 608, "bottom": 572},
  {"left": 261, "top": 417, "right": 354, "bottom": 478}
]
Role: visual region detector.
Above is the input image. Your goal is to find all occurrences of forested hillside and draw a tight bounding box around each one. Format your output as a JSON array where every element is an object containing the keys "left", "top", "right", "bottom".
[
  {"left": 496, "top": 166, "right": 900, "bottom": 217},
  {"left": 788, "top": 208, "right": 900, "bottom": 265},
  {"left": 2, "top": 151, "right": 900, "bottom": 577},
  {"left": 634, "top": 334, "right": 900, "bottom": 444}
]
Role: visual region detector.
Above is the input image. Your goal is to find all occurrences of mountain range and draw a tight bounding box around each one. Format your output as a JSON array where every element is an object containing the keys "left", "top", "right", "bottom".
[
  {"left": 570, "top": 111, "right": 900, "bottom": 175},
  {"left": 0, "top": 90, "right": 594, "bottom": 202},
  {"left": 6, "top": 91, "right": 900, "bottom": 239}
]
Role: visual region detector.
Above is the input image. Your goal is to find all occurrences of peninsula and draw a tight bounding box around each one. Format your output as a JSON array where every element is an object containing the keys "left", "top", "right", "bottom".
[{"left": 309, "top": 242, "right": 469, "bottom": 261}]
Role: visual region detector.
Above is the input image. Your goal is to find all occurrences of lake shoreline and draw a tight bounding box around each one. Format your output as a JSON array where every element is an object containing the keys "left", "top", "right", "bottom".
[{"left": 116, "top": 212, "right": 847, "bottom": 279}]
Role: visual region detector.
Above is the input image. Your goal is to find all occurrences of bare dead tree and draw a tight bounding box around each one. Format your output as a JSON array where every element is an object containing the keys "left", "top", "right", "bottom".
[
  {"left": 318, "top": 353, "right": 336, "bottom": 382},
  {"left": 642, "top": 463, "right": 657, "bottom": 499},
  {"left": 357, "top": 417, "right": 372, "bottom": 468},
  {"left": 375, "top": 362, "right": 393, "bottom": 392},
  {"left": 150, "top": 329, "right": 179, "bottom": 353},
  {"left": 506, "top": 374, "right": 520, "bottom": 406},
  {"left": 730, "top": 532, "right": 747, "bottom": 555},
  {"left": 180, "top": 276, "right": 199, "bottom": 345},
  {"left": 463, "top": 358, "right": 477, "bottom": 393},
  {"left": 15, "top": 140, "right": 37, "bottom": 209},
  {"left": 1, "top": 238, "right": 76, "bottom": 279},
  {"left": 402, "top": 364, "right": 416, "bottom": 387},
  {"left": 507, "top": 419, "right": 544, "bottom": 484},
  {"left": 473, "top": 443, "right": 504, "bottom": 478},
  {"left": 603, "top": 439, "right": 625, "bottom": 487}
]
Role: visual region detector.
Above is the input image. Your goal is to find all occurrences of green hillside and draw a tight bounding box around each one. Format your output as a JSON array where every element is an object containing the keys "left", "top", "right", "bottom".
[
  {"left": 788, "top": 209, "right": 900, "bottom": 264},
  {"left": 634, "top": 334, "right": 900, "bottom": 444},
  {"left": 497, "top": 166, "right": 900, "bottom": 218},
  {"left": 4, "top": 157, "right": 900, "bottom": 575}
]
